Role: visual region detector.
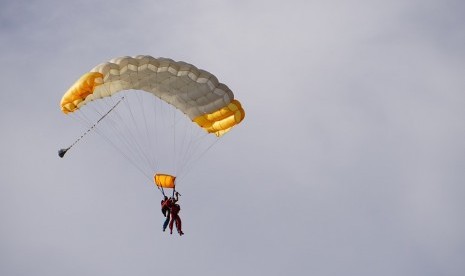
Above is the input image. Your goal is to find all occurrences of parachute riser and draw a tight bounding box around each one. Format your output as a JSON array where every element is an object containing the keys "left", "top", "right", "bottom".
[{"left": 156, "top": 185, "right": 181, "bottom": 200}]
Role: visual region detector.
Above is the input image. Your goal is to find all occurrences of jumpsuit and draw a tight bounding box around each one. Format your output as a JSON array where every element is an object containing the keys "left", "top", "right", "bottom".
[
  {"left": 169, "top": 203, "right": 183, "bottom": 235},
  {"left": 161, "top": 199, "right": 172, "bottom": 231}
]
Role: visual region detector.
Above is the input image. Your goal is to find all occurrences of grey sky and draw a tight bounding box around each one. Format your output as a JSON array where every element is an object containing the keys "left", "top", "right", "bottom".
[{"left": 1, "top": 0, "right": 464, "bottom": 275}]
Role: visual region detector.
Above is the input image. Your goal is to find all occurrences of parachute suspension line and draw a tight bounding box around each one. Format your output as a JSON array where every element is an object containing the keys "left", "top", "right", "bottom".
[
  {"left": 117, "top": 97, "right": 150, "bottom": 173},
  {"left": 138, "top": 91, "right": 156, "bottom": 171},
  {"left": 150, "top": 94, "right": 161, "bottom": 171},
  {"left": 131, "top": 91, "right": 154, "bottom": 171},
  {"left": 90, "top": 119, "right": 154, "bottom": 182},
  {"left": 99, "top": 92, "right": 152, "bottom": 178},
  {"left": 175, "top": 113, "right": 188, "bottom": 176},
  {"left": 174, "top": 116, "right": 220, "bottom": 182},
  {"left": 58, "top": 97, "right": 125, "bottom": 158},
  {"left": 66, "top": 94, "right": 154, "bottom": 183},
  {"left": 176, "top": 118, "right": 199, "bottom": 176},
  {"left": 93, "top": 131, "right": 153, "bottom": 182},
  {"left": 101, "top": 96, "right": 152, "bottom": 180},
  {"left": 173, "top": 105, "right": 177, "bottom": 176},
  {"left": 122, "top": 95, "right": 154, "bottom": 173},
  {"left": 177, "top": 135, "right": 221, "bottom": 182},
  {"left": 90, "top": 94, "right": 152, "bottom": 180}
]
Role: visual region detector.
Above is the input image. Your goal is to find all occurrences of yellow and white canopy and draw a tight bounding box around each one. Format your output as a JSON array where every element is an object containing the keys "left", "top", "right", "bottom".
[
  {"left": 60, "top": 55, "right": 245, "bottom": 137},
  {"left": 60, "top": 55, "right": 245, "bottom": 189}
]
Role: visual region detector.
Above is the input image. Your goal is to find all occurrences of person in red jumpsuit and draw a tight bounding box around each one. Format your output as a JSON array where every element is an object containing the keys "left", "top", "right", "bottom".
[{"left": 169, "top": 192, "right": 184, "bottom": 236}]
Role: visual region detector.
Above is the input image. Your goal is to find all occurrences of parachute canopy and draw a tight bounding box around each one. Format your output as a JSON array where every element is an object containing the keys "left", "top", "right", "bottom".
[
  {"left": 60, "top": 55, "right": 244, "bottom": 137},
  {"left": 60, "top": 55, "right": 244, "bottom": 190}
]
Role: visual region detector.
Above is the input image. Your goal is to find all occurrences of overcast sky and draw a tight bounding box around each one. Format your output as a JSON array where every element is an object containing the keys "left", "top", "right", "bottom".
[{"left": 1, "top": 0, "right": 464, "bottom": 275}]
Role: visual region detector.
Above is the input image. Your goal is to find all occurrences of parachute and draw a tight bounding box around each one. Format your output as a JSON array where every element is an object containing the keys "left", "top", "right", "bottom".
[{"left": 59, "top": 55, "right": 244, "bottom": 192}]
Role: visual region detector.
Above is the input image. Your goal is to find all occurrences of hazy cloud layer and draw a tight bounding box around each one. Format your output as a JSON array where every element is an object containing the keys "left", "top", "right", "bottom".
[{"left": 1, "top": 1, "right": 464, "bottom": 275}]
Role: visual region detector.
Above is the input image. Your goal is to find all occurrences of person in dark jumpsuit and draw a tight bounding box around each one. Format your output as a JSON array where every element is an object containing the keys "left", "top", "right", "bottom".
[{"left": 161, "top": 196, "right": 171, "bottom": 232}]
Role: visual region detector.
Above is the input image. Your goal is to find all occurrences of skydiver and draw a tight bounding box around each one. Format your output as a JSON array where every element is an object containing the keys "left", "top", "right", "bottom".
[
  {"left": 169, "top": 192, "right": 184, "bottom": 236},
  {"left": 161, "top": 196, "right": 171, "bottom": 232}
]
